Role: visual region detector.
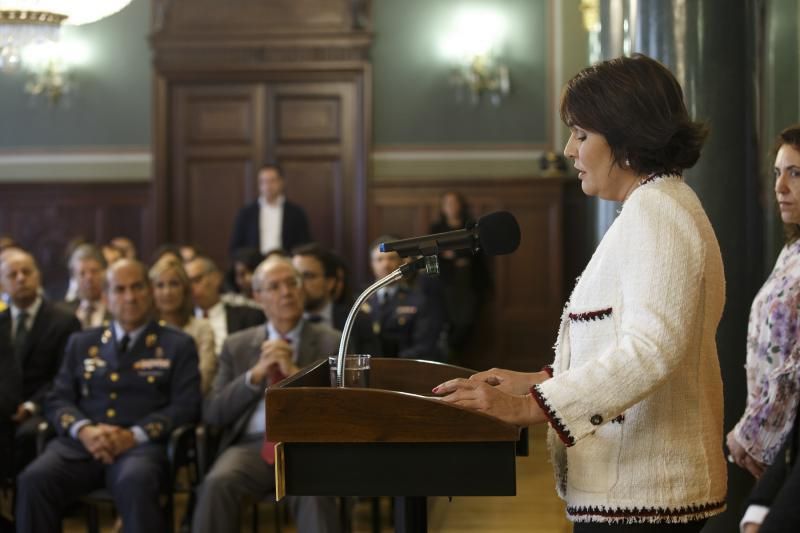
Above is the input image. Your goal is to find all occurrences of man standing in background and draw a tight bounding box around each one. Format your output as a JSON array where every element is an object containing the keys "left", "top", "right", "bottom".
[{"left": 229, "top": 164, "right": 312, "bottom": 256}]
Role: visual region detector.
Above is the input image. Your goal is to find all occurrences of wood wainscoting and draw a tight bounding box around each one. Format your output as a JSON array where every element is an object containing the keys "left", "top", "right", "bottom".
[
  {"left": 0, "top": 181, "right": 153, "bottom": 299},
  {"left": 369, "top": 176, "right": 590, "bottom": 373}
]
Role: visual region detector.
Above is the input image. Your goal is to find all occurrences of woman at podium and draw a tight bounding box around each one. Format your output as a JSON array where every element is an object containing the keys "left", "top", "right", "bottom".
[{"left": 435, "top": 54, "right": 727, "bottom": 532}]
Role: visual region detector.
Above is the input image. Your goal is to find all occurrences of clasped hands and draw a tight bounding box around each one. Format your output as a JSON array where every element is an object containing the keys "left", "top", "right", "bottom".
[
  {"left": 250, "top": 338, "right": 298, "bottom": 386},
  {"left": 725, "top": 430, "right": 766, "bottom": 478},
  {"left": 77, "top": 424, "right": 136, "bottom": 464},
  {"left": 432, "top": 368, "right": 550, "bottom": 426}
]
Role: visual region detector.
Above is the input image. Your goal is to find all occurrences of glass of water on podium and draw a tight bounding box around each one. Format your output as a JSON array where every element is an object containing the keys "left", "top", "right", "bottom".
[{"left": 329, "top": 354, "right": 371, "bottom": 387}]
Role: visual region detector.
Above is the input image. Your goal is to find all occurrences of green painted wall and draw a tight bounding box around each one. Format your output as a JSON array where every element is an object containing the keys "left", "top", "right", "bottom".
[
  {"left": 372, "top": 0, "right": 551, "bottom": 146},
  {"left": 0, "top": 0, "right": 150, "bottom": 149},
  {"left": 0, "top": 0, "right": 560, "bottom": 151}
]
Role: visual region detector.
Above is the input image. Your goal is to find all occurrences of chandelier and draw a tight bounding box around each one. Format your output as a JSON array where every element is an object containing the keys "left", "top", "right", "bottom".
[{"left": 0, "top": 1, "right": 133, "bottom": 71}]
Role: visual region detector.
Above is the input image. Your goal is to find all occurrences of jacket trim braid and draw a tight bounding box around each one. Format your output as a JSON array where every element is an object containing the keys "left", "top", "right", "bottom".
[
  {"left": 568, "top": 307, "right": 613, "bottom": 322},
  {"left": 566, "top": 500, "right": 725, "bottom": 524},
  {"left": 531, "top": 384, "right": 575, "bottom": 446},
  {"left": 542, "top": 364, "right": 554, "bottom": 378}
]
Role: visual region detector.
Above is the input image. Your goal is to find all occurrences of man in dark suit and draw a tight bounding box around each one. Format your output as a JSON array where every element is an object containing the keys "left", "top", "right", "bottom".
[
  {"left": 0, "top": 320, "right": 21, "bottom": 533},
  {"left": 15, "top": 259, "right": 201, "bottom": 533},
  {"left": 185, "top": 255, "right": 265, "bottom": 354},
  {"left": 193, "top": 256, "right": 341, "bottom": 533},
  {"left": 291, "top": 243, "right": 380, "bottom": 355},
  {"left": 364, "top": 239, "right": 445, "bottom": 361},
  {"left": 0, "top": 249, "right": 81, "bottom": 474},
  {"left": 228, "top": 164, "right": 312, "bottom": 256},
  {"left": 740, "top": 409, "right": 800, "bottom": 532},
  {"left": 57, "top": 244, "right": 112, "bottom": 329}
]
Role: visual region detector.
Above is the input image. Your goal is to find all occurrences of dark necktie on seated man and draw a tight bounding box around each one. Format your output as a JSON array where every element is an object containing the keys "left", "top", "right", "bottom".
[
  {"left": 119, "top": 334, "right": 130, "bottom": 354},
  {"left": 14, "top": 311, "right": 29, "bottom": 363},
  {"left": 261, "top": 336, "right": 291, "bottom": 465}
]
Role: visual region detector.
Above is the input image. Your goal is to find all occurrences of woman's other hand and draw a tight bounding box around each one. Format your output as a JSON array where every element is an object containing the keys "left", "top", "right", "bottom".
[
  {"left": 432, "top": 378, "right": 546, "bottom": 426},
  {"left": 466, "top": 368, "right": 550, "bottom": 396}
]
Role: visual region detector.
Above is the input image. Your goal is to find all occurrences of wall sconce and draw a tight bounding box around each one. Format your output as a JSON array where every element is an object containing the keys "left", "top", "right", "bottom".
[
  {"left": 22, "top": 42, "right": 73, "bottom": 105},
  {"left": 440, "top": 7, "right": 511, "bottom": 106}
]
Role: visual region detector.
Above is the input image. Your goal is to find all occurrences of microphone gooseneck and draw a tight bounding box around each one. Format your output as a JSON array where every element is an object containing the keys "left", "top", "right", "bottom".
[{"left": 379, "top": 210, "right": 520, "bottom": 258}]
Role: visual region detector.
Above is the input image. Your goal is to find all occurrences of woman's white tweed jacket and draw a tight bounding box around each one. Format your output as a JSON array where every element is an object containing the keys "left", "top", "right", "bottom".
[{"left": 532, "top": 176, "right": 727, "bottom": 524}]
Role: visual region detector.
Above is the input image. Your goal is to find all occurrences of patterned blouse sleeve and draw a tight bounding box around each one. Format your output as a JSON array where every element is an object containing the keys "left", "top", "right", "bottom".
[{"left": 733, "top": 251, "right": 800, "bottom": 464}]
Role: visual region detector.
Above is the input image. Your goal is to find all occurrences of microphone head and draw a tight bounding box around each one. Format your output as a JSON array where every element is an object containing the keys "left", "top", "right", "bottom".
[{"left": 477, "top": 211, "right": 520, "bottom": 256}]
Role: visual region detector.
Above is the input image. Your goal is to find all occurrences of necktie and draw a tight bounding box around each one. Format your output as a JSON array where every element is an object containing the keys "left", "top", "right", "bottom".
[
  {"left": 14, "top": 311, "right": 29, "bottom": 363},
  {"left": 261, "top": 335, "right": 291, "bottom": 465},
  {"left": 119, "top": 334, "right": 130, "bottom": 353},
  {"left": 307, "top": 314, "right": 322, "bottom": 323},
  {"left": 202, "top": 309, "right": 209, "bottom": 319}
]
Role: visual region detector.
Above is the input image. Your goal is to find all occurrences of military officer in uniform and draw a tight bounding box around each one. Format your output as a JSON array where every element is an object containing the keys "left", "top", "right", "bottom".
[
  {"left": 15, "top": 259, "right": 202, "bottom": 533},
  {"left": 364, "top": 237, "right": 445, "bottom": 361}
]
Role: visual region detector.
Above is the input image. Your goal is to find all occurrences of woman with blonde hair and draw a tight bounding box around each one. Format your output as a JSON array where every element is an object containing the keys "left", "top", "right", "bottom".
[{"left": 149, "top": 257, "right": 217, "bottom": 394}]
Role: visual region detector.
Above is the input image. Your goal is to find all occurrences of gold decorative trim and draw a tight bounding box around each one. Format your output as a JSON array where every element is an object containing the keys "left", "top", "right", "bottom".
[
  {"left": 274, "top": 442, "right": 285, "bottom": 501},
  {"left": 0, "top": 10, "right": 67, "bottom": 25}
]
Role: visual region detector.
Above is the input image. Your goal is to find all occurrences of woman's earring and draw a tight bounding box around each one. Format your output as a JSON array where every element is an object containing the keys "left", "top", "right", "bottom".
[{"left": 625, "top": 158, "right": 631, "bottom": 168}]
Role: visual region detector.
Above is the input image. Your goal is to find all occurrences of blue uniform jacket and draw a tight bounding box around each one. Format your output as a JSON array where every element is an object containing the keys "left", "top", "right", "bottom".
[{"left": 46, "top": 320, "right": 201, "bottom": 445}]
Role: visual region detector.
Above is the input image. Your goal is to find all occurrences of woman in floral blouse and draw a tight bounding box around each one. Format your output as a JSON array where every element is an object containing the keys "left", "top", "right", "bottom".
[{"left": 727, "top": 124, "right": 800, "bottom": 478}]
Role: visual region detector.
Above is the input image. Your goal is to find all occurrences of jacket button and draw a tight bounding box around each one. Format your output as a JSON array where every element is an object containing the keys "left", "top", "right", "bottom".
[{"left": 590, "top": 414, "right": 603, "bottom": 425}]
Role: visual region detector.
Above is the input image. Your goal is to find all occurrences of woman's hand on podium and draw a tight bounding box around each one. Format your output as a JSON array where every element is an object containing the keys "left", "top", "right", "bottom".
[
  {"left": 468, "top": 368, "right": 550, "bottom": 396},
  {"left": 432, "top": 376, "right": 547, "bottom": 426}
]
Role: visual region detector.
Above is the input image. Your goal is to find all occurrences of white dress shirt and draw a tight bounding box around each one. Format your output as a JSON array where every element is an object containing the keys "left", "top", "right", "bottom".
[{"left": 259, "top": 195, "right": 284, "bottom": 254}]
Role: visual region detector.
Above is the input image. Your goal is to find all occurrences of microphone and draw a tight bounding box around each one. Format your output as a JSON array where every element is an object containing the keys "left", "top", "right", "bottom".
[{"left": 380, "top": 210, "right": 520, "bottom": 258}]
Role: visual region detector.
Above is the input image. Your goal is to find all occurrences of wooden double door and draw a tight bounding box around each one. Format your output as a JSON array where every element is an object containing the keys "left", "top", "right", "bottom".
[{"left": 162, "top": 76, "right": 367, "bottom": 278}]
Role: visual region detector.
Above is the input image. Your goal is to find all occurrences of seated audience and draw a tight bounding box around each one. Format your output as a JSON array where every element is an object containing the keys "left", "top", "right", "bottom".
[
  {"left": 194, "top": 257, "right": 341, "bottom": 533},
  {"left": 226, "top": 247, "right": 264, "bottom": 301},
  {"left": 328, "top": 251, "right": 351, "bottom": 306},
  {"left": 101, "top": 244, "right": 123, "bottom": 267},
  {"left": 185, "top": 255, "right": 265, "bottom": 354},
  {"left": 109, "top": 236, "right": 137, "bottom": 260},
  {"left": 60, "top": 236, "right": 90, "bottom": 303},
  {"left": 180, "top": 243, "right": 199, "bottom": 263},
  {"left": 150, "top": 243, "right": 184, "bottom": 266},
  {"left": 15, "top": 259, "right": 201, "bottom": 533},
  {"left": 150, "top": 257, "right": 217, "bottom": 394},
  {"left": 365, "top": 237, "right": 445, "bottom": 361},
  {"left": 727, "top": 125, "right": 800, "bottom": 477},
  {"left": 291, "top": 243, "right": 380, "bottom": 355},
  {"left": 58, "top": 244, "right": 111, "bottom": 329},
  {"left": 0, "top": 250, "right": 81, "bottom": 475}
]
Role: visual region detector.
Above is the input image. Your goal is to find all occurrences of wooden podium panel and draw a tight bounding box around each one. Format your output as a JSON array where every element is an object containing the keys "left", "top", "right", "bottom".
[{"left": 266, "top": 358, "right": 521, "bottom": 499}]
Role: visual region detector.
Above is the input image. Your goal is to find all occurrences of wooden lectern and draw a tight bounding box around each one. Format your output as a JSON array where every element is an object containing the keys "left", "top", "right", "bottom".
[{"left": 266, "top": 357, "right": 524, "bottom": 532}]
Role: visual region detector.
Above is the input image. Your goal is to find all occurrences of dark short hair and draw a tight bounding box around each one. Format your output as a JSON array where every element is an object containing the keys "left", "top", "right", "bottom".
[
  {"left": 259, "top": 163, "right": 284, "bottom": 178},
  {"left": 560, "top": 53, "right": 708, "bottom": 176},
  {"left": 291, "top": 243, "right": 337, "bottom": 278},
  {"left": 69, "top": 243, "right": 107, "bottom": 272},
  {"left": 232, "top": 247, "right": 265, "bottom": 272},
  {"left": 774, "top": 124, "right": 800, "bottom": 243}
]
